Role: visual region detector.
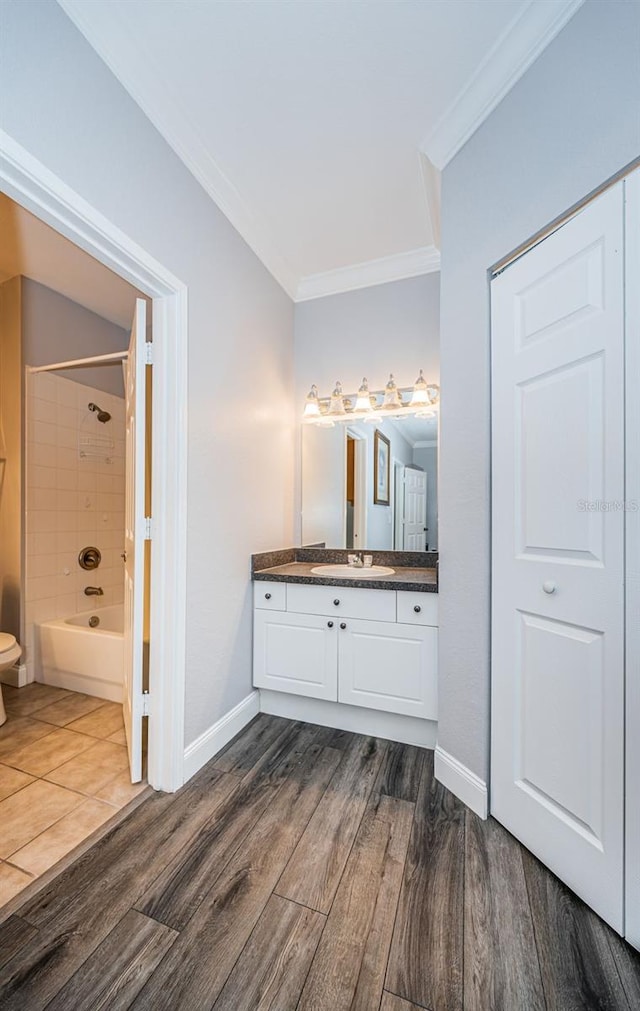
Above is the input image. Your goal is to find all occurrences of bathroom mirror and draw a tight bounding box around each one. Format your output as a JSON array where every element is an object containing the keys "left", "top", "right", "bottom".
[{"left": 301, "top": 414, "right": 438, "bottom": 551}]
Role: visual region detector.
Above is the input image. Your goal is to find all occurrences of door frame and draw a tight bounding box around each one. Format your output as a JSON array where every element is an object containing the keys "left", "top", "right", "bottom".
[
  {"left": 345, "top": 427, "right": 366, "bottom": 550},
  {"left": 625, "top": 169, "right": 640, "bottom": 948},
  {"left": 0, "top": 129, "right": 187, "bottom": 792}
]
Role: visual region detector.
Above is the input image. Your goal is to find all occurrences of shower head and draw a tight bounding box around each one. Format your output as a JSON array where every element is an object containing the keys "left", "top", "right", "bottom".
[{"left": 88, "top": 402, "right": 111, "bottom": 424}]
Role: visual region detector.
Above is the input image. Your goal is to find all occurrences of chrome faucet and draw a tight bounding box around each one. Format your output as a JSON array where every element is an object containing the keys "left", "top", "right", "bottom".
[
  {"left": 84, "top": 586, "right": 104, "bottom": 596},
  {"left": 348, "top": 552, "right": 364, "bottom": 568}
]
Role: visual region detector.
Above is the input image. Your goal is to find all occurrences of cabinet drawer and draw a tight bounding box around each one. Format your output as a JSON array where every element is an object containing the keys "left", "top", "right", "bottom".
[
  {"left": 287, "top": 583, "right": 396, "bottom": 622},
  {"left": 397, "top": 591, "right": 438, "bottom": 626},
  {"left": 254, "top": 581, "right": 286, "bottom": 610},
  {"left": 338, "top": 619, "right": 437, "bottom": 719},
  {"left": 253, "top": 610, "right": 337, "bottom": 700}
]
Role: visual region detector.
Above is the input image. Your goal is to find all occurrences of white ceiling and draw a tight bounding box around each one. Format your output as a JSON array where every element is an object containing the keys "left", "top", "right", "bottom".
[
  {"left": 59, "top": 0, "right": 583, "bottom": 300},
  {"left": 0, "top": 192, "right": 144, "bottom": 329}
]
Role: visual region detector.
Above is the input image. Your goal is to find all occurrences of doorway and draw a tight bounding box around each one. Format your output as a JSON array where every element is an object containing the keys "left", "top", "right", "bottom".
[
  {"left": 0, "top": 130, "right": 187, "bottom": 793},
  {"left": 345, "top": 429, "right": 366, "bottom": 550}
]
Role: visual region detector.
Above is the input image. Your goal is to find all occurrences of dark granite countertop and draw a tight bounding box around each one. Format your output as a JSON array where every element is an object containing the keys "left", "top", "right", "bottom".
[{"left": 252, "top": 547, "right": 438, "bottom": 593}]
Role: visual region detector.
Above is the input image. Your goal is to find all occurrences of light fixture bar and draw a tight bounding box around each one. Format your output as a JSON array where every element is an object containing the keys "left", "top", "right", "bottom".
[{"left": 302, "top": 372, "right": 439, "bottom": 425}]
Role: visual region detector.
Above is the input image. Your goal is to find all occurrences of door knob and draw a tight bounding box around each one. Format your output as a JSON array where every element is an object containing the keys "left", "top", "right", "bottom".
[
  {"left": 542, "top": 581, "right": 557, "bottom": 594},
  {"left": 327, "top": 621, "right": 334, "bottom": 628},
  {"left": 340, "top": 622, "right": 347, "bottom": 630}
]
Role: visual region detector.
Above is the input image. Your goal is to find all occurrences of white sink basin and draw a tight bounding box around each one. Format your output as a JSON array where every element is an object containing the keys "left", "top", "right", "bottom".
[{"left": 310, "top": 564, "right": 395, "bottom": 578}]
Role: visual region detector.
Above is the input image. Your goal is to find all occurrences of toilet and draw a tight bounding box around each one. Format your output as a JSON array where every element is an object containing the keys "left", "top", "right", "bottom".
[{"left": 0, "top": 633, "right": 22, "bottom": 727}]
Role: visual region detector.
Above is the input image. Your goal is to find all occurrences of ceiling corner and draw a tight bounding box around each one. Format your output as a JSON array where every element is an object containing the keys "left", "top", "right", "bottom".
[
  {"left": 295, "top": 246, "right": 440, "bottom": 303},
  {"left": 420, "top": 0, "right": 585, "bottom": 170}
]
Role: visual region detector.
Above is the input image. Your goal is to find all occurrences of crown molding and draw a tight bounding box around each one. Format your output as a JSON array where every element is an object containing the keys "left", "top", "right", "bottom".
[
  {"left": 296, "top": 245, "right": 440, "bottom": 303},
  {"left": 421, "top": 0, "right": 585, "bottom": 170},
  {"left": 58, "top": 0, "right": 299, "bottom": 299}
]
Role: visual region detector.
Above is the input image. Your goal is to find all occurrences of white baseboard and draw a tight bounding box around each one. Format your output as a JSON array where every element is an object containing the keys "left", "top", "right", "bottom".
[
  {"left": 183, "top": 690, "right": 260, "bottom": 782},
  {"left": 259, "top": 690, "right": 437, "bottom": 749},
  {"left": 434, "top": 745, "right": 488, "bottom": 819},
  {"left": 0, "top": 663, "right": 31, "bottom": 688}
]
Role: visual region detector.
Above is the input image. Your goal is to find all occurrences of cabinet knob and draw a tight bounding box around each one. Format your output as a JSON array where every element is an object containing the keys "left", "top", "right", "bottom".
[
  {"left": 340, "top": 622, "right": 347, "bottom": 630},
  {"left": 542, "top": 581, "right": 557, "bottom": 595},
  {"left": 327, "top": 620, "right": 334, "bottom": 628},
  {"left": 414, "top": 605, "right": 421, "bottom": 613},
  {"left": 265, "top": 592, "right": 272, "bottom": 600},
  {"left": 333, "top": 598, "right": 340, "bottom": 606}
]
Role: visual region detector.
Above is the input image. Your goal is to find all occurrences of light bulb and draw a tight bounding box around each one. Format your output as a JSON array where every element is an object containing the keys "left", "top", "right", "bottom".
[
  {"left": 355, "top": 377, "right": 372, "bottom": 413},
  {"left": 328, "top": 380, "right": 346, "bottom": 416},
  {"left": 383, "top": 373, "right": 402, "bottom": 410},
  {"left": 410, "top": 369, "right": 429, "bottom": 407},
  {"left": 302, "top": 384, "right": 320, "bottom": 419}
]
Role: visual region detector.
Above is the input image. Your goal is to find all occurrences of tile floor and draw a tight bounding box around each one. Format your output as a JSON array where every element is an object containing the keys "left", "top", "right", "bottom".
[{"left": 0, "top": 682, "right": 146, "bottom": 906}]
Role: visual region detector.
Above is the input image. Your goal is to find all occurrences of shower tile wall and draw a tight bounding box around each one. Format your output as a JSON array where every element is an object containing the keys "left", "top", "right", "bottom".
[{"left": 24, "top": 372, "right": 125, "bottom": 682}]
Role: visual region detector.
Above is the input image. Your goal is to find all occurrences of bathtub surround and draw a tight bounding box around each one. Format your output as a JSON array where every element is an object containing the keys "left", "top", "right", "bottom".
[{"left": 24, "top": 371, "right": 125, "bottom": 684}]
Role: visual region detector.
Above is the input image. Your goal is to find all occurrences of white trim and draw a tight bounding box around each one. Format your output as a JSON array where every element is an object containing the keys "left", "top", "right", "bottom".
[
  {"left": 434, "top": 745, "right": 488, "bottom": 819},
  {"left": 183, "top": 691, "right": 260, "bottom": 781},
  {"left": 58, "top": 0, "right": 298, "bottom": 300},
  {"left": 295, "top": 246, "right": 441, "bottom": 303},
  {"left": 0, "top": 663, "right": 30, "bottom": 689},
  {"left": 421, "top": 0, "right": 585, "bottom": 169},
  {"left": 413, "top": 440, "right": 437, "bottom": 449},
  {"left": 259, "top": 690, "right": 437, "bottom": 749},
  {"left": 624, "top": 168, "right": 640, "bottom": 950},
  {"left": 0, "top": 129, "right": 188, "bottom": 793}
]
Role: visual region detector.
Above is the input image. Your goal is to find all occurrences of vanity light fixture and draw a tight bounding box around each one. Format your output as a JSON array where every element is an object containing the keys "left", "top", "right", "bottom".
[{"left": 302, "top": 371, "right": 439, "bottom": 425}]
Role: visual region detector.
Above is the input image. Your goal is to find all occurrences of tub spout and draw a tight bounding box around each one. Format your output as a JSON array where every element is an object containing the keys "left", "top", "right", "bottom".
[{"left": 84, "top": 586, "right": 104, "bottom": 596}]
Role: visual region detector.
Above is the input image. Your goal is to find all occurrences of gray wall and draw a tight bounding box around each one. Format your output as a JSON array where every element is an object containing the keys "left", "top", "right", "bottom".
[
  {"left": 0, "top": 0, "right": 295, "bottom": 748},
  {"left": 294, "top": 272, "right": 440, "bottom": 541},
  {"left": 22, "top": 278, "right": 129, "bottom": 397},
  {"left": 438, "top": 0, "right": 640, "bottom": 781}
]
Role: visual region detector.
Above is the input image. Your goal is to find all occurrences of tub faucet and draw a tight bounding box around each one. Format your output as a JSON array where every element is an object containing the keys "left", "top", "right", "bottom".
[{"left": 84, "top": 586, "right": 104, "bottom": 596}]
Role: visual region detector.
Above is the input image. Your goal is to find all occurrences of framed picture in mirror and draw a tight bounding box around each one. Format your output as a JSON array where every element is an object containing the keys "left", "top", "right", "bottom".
[{"left": 374, "top": 429, "right": 390, "bottom": 505}]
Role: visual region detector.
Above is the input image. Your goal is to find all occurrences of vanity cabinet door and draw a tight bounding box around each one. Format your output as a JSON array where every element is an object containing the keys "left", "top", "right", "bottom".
[
  {"left": 337, "top": 618, "right": 437, "bottom": 719},
  {"left": 254, "top": 610, "right": 338, "bottom": 700}
]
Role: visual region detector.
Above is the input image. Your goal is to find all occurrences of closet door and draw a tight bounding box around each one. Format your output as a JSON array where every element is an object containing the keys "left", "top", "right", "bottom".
[{"left": 491, "top": 183, "right": 625, "bottom": 931}]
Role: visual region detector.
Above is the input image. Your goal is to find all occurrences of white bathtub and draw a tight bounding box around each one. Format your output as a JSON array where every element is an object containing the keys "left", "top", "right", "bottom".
[{"left": 37, "top": 605, "right": 124, "bottom": 702}]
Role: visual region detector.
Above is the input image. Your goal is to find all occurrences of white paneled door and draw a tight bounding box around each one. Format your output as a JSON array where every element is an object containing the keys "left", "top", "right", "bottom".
[
  {"left": 403, "top": 468, "right": 427, "bottom": 550},
  {"left": 123, "top": 298, "right": 147, "bottom": 783},
  {"left": 491, "top": 184, "right": 625, "bottom": 931}
]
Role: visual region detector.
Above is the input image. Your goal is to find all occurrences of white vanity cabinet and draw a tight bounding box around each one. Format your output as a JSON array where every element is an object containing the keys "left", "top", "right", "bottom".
[{"left": 253, "top": 580, "right": 438, "bottom": 720}]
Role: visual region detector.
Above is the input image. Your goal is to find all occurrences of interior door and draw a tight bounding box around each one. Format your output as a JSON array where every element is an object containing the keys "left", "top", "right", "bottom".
[
  {"left": 491, "top": 184, "right": 624, "bottom": 931},
  {"left": 123, "top": 297, "right": 147, "bottom": 783},
  {"left": 403, "top": 468, "right": 427, "bottom": 550}
]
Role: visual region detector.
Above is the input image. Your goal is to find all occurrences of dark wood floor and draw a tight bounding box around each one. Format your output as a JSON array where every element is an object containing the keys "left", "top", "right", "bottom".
[{"left": 1, "top": 714, "right": 639, "bottom": 1010}]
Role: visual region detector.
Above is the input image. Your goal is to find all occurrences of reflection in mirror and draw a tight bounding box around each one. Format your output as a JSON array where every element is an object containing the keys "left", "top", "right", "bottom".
[{"left": 301, "top": 414, "right": 437, "bottom": 551}]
